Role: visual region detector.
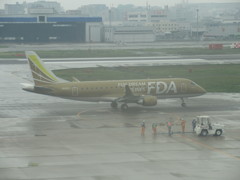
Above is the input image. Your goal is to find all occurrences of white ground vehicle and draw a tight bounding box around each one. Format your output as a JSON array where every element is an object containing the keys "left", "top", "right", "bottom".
[{"left": 194, "top": 116, "right": 224, "bottom": 136}]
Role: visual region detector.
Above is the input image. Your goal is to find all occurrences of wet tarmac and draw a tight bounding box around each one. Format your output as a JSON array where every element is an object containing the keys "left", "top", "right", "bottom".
[{"left": 0, "top": 59, "right": 240, "bottom": 180}]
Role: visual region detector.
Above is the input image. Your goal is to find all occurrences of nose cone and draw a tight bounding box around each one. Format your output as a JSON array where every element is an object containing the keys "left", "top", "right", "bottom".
[
  {"left": 198, "top": 85, "right": 207, "bottom": 95},
  {"left": 188, "top": 80, "right": 207, "bottom": 96}
]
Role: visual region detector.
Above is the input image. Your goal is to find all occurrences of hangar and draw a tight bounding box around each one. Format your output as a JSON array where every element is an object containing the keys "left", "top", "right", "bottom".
[{"left": 0, "top": 15, "right": 103, "bottom": 43}]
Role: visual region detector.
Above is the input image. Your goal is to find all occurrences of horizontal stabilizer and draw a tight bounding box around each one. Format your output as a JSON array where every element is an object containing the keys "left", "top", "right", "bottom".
[
  {"left": 21, "top": 83, "right": 53, "bottom": 94},
  {"left": 72, "top": 77, "right": 80, "bottom": 82},
  {"left": 21, "top": 83, "right": 34, "bottom": 92}
]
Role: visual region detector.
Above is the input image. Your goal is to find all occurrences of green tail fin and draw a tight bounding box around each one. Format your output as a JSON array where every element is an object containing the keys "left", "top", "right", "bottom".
[{"left": 25, "top": 51, "right": 60, "bottom": 86}]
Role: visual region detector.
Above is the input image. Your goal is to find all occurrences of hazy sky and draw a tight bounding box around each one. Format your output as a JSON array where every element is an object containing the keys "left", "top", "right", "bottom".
[{"left": 0, "top": 0, "right": 239, "bottom": 10}]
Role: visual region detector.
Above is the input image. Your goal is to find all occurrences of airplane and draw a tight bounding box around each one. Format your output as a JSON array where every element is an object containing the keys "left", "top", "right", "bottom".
[{"left": 22, "top": 51, "right": 206, "bottom": 111}]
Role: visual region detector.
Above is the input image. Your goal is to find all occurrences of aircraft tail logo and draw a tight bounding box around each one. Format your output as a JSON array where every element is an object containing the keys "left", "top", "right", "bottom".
[{"left": 25, "top": 51, "right": 61, "bottom": 86}]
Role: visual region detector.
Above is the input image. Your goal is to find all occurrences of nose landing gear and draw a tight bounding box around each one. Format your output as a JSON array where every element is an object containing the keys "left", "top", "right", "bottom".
[{"left": 181, "top": 98, "right": 186, "bottom": 107}]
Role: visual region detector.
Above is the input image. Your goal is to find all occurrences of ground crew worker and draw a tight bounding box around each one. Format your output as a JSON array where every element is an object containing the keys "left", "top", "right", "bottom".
[
  {"left": 152, "top": 123, "right": 157, "bottom": 135},
  {"left": 141, "top": 120, "right": 146, "bottom": 136},
  {"left": 208, "top": 122, "right": 212, "bottom": 130},
  {"left": 181, "top": 118, "right": 186, "bottom": 134},
  {"left": 192, "top": 119, "right": 196, "bottom": 132},
  {"left": 167, "top": 120, "right": 172, "bottom": 136}
]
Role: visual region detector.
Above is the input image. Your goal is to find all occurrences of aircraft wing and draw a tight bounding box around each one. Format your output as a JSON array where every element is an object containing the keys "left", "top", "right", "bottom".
[
  {"left": 115, "top": 85, "right": 142, "bottom": 104},
  {"left": 114, "top": 85, "right": 158, "bottom": 108}
]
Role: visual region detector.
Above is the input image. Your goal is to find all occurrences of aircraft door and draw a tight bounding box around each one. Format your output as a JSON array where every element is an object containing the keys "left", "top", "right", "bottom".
[
  {"left": 72, "top": 87, "right": 78, "bottom": 96},
  {"left": 181, "top": 83, "right": 187, "bottom": 93}
]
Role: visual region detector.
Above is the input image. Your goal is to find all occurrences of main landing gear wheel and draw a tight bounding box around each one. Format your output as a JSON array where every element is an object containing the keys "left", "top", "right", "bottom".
[
  {"left": 111, "top": 101, "right": 118, "bottom": 108},
  {"left": 121, "top": 104, "right": 128, "bottom": 111}
]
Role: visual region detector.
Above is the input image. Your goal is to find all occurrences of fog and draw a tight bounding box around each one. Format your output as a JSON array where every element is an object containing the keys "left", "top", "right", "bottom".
[{"left": 1, "top": 0, "right": 239, "bottom": 9}]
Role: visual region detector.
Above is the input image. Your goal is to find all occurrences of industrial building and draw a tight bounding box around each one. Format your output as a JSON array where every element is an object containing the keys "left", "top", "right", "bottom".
[
  {"left": 104, "top": 26, "right": 155, "bottom": 43},
  {"left": 0, "top": 13, "right": 103, "bottom": 43},
  {"left": 203, "top": 20, "right": 240, "bottom": 40}
]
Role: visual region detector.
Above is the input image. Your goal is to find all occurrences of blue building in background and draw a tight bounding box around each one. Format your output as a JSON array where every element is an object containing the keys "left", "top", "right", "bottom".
[{"left": 0, "top": 15, "right": 103, "bottom": 43}]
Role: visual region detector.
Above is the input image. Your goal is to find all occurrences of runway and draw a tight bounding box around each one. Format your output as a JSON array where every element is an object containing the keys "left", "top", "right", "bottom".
[
  {"left": 1, "top": 54, "right": 240, "bottom": 70},
  {"left": 0, "top": 57, "right": 240, "bottom": 179}
]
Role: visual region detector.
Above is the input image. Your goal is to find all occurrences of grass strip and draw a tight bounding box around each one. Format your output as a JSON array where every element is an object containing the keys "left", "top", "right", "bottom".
[
  {"left": 53, "top": 64, "right": 240, "bottom": 93},
  {"left": 0, "top": 47, "right": 240, "bottom": 58}
]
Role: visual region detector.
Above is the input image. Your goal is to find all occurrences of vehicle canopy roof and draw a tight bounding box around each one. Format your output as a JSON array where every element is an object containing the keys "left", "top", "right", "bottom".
[
  {"left": 196, "top": 116, "right": 210, "bottom": 119},
  {"left": 196, "top": 116, "right": 211, "bottom": 124}
]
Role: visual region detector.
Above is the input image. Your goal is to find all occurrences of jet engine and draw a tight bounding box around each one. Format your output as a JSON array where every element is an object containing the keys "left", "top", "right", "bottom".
[{"left": 138, "top": 95, "right": 157, "bottom": 106}]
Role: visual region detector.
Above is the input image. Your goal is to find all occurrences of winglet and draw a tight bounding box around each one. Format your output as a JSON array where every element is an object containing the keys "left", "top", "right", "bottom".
[{"left": 125, "top": 85, "right": 134, "bottom": 96}]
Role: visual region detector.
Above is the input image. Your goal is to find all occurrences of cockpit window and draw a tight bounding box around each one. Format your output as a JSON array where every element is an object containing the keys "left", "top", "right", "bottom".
[{"left": 191, "top": 81, "right": 197, "bottom": 86}]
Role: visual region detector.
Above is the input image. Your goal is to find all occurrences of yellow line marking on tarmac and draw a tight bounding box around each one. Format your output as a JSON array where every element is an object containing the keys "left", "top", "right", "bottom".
[
  {"left": 76, "top": 107, "right": 109, "bottom": 119},
  {"left": 167, "top": 113, "right": 240, "bottom": 161},
  {"left": 157, "top": 124, "right": 240, "bottom": 161},
  {"left": 77, "top": 109, "right": 240, "bottom": 161},
  {"left": 179, "top": 135, "right": 240, "bottom": 161}
]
